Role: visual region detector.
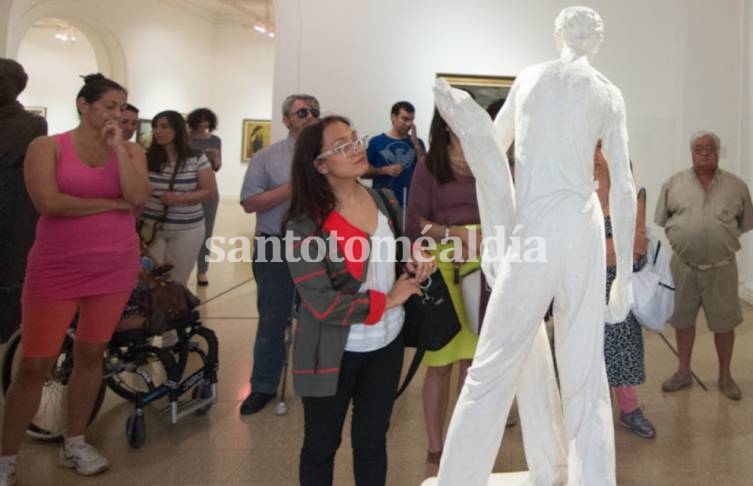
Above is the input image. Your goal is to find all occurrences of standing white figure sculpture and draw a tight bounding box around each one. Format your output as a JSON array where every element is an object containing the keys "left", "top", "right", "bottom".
[{"left": 433, "top": 6, "right": 636, "bottom": 486}]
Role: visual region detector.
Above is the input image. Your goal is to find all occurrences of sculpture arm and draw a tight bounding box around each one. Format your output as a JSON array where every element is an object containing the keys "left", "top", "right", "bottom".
[
  {"left": 602, "top": 94, "right": 637, "bottom": 323},
  {"left": 433, "top": 78, "right": 516, "bottom": 286}
]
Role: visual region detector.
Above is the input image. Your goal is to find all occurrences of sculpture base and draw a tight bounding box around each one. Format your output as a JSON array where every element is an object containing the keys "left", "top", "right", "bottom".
[{"left": 421, "top": 471, "right": 530, "bottom": 485}]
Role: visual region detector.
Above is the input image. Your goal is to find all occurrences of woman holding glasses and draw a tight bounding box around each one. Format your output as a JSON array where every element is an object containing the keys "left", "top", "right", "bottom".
[{"left": 284, "top": 115, "right": 435, "bottom": 486}]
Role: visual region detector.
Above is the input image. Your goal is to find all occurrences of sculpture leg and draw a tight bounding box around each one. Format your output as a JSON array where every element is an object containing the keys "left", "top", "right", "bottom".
[
  {"left": 553, "top": 204, "right": 615, "bottom": 486},
  {"left": 516, "top": 321, "right": 568, "bottom": 485},
  {"left": 437, "top": 246, "right": 562, "bottom": 486}
]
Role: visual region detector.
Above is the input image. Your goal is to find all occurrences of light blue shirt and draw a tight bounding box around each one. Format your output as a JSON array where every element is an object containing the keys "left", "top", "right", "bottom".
[{"left": 240, "top": 136, "right": 295, "bottom": 235}]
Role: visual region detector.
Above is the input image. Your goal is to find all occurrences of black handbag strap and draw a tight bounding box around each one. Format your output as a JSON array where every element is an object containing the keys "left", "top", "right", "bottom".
[{"left": 374, "top": 188, "right": 425, "bottom": 399}]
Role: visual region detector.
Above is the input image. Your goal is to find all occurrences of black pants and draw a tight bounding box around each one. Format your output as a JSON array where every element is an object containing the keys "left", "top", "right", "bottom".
[
  {"left": 250, "top": 238, "right": 295, "bottom": 394},
  {"left": 300, "top": 334, "right": 404, "bottom": 486}
]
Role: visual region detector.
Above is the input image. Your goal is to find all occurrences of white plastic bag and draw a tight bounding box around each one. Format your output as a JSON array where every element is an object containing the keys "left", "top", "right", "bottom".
[{"left": 631, "top": 234, "right": 674, "bottom": 332}]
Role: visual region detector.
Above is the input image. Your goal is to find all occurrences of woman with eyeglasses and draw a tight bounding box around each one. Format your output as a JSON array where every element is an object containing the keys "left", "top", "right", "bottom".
[
  {"left": 187, "top": 107, "right": 221, "bottom": 287},
  {"left": 405, "top": 108, "right": 488, "bottom": 478},
  {"left": 139, "top": 110, "right": 216, "bottom": 286},
  {"left": 284, "top": 115, "right": 435, "bottom": 486}
]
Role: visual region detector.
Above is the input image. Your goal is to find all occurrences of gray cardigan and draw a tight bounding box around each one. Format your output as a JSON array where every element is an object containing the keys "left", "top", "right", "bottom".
[{"left": 285, "top": 188, "right": 402, "bottom": 397}]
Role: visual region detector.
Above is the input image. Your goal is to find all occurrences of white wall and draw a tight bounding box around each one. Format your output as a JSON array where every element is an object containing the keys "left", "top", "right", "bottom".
[
  {"left": 273, "top": 0, "right": 752, "bottom": 300},
  {"left": 208, "top": 24, "right": 276, "bottom": 202},
  {"left": 17, "top": 25, "right": 98, "bottom": 133},
  {"left": 4, "top": 0, "right": 275, "bottom": 200}
]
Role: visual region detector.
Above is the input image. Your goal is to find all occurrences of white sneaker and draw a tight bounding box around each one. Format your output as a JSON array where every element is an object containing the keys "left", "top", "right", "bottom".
[
  {"left": 59, "top": 441, "right": 109, "bottom": 476},
  {"left": 0, "top": 461, "right": 16, "bottom": 486}
]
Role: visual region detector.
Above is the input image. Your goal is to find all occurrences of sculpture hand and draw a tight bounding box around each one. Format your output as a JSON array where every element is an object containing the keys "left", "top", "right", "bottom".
[{"left": 605, "top": 276, "right": 632, "bottom": 324}]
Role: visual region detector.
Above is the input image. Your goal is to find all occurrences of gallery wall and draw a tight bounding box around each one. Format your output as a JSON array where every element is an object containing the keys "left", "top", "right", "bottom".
[
  {"left": 1, "top": 0, "right": 751, "bottom": 296},
  {"left": 272, "top": 0, "right": 753, "bottom": 298},
  {"left": 3, "top": 0, "right": 275, "bottom": 206}
]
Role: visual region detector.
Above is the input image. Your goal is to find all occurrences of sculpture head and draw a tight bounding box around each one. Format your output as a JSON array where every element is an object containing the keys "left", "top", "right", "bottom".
[
  {"left": 0, "top": 58, "right": 28, "bottom": 106},
  {"left": 554, "top": 6, "right": 604, "bottom": 59}
]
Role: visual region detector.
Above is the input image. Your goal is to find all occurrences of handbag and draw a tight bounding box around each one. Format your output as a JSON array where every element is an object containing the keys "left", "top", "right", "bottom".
[
  {"left": 139, "top": 281, "right": 200, "bottom": 335},
  {"left": 402, "top": 271, "right": 462, "bottom": 351},
  {"left": 374, "top": 189, "right": 461, "bottom": 397},
  {"left": 137, "top": 161, "right": 181, "bottom": 247},
  {"left": 631, "top": 232, "right": 674, "bottom": 332}
]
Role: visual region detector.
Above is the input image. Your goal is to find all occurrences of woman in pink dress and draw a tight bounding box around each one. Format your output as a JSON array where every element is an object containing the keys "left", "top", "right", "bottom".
[{"left": 0, "top": 74, "right": 151, "bottom": 485}]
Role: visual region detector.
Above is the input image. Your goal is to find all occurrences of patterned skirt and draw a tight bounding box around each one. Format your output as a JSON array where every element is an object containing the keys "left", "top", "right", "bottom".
[{"left": 604, "top": 266, "right": 646, "bottom": 387}]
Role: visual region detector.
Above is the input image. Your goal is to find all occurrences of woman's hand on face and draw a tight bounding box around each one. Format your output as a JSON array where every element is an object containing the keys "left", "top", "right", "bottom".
[
  {"left": 385, "top": 273, "right": 422, "bottom": 309},
  {"left": 405, "top": 249, "right": 436, "bottom": 283},
  {"left": 102, "top": 120, "right": 124, "bottom": 149}
]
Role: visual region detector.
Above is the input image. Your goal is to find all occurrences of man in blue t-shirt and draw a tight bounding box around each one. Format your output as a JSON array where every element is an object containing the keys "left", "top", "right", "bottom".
[{"left": 365, "top": 101, "right": 426, "bottom": 206}]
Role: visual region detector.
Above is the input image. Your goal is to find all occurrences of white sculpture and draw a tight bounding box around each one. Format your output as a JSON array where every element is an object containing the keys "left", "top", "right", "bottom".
[{"left": 433, "top": 6, "right": 636, "bottom": 486}]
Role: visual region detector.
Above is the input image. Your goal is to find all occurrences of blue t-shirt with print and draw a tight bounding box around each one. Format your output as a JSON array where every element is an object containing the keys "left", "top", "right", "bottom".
[{"left": 367, "top": 133, "right": 425, "bottom": 206}]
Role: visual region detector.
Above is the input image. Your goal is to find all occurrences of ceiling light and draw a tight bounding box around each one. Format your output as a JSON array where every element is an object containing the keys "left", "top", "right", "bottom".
[{"left": 54, "top": 24, "right": 77, "bottom": 43}]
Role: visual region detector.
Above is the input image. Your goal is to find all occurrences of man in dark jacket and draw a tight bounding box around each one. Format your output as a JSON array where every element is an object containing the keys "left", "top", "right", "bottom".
[{"left": 0, "top": 58, "right": 47, "bottom": 341}]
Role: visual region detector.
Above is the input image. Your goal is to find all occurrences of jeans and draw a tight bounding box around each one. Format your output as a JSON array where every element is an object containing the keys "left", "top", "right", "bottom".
[
  {"left": 300, "top": 334, "right": 404, "bottom": 486},
  {"left": 250, "top": 238, "right": 295, "bottom": 394},
  {"left": 196, "top": 193, "right": 219, "bottom": 275}
]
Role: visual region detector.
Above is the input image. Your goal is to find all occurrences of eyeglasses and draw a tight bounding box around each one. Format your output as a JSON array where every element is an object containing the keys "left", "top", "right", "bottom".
[
  {"left": 316, "top": 135, "right": 369, "bottom": 160},
  {"left": 693, "top": 144, "right": 717, "bottom": 155},
  {"left": 291, "top": 107, "right": 320, "bottom": 119}
]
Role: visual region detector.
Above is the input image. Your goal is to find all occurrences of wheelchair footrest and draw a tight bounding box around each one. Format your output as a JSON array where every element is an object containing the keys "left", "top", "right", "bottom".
[{"left": 159, "top": 383, "right": 218, "bottom": 424}]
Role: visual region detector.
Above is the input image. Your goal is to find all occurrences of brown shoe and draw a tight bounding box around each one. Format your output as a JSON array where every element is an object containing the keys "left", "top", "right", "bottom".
[
  {"left": 719, "top": 379, "right": 742, "bottom": 400},
  {"left": 661, "top": 373, "right": 692, "bottom": 392}
]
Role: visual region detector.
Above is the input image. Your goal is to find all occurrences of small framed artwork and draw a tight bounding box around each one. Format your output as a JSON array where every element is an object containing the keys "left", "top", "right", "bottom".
[
  {"left": 26, "top": 106, "right": 47, "bottom": 118},
  {"left": 241, "top": 119, "right": 271, "bottom": 162},
  {"left": 436, "top": 73, "right": 516, "bottom": 112},
  {"left": 136, "top": 119, "right": 153, "bottom": 149}
]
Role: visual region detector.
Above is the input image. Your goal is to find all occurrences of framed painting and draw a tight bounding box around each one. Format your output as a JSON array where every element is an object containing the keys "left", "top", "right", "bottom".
[
  {"left": 136, "top": 119, "right": 152, "bottom": 149},
  {"left": 241, "top": 119, "right": 271, "bottom": 162},
  {"left": 26, "top": 106, "right": 47, "bottom": 118},
  {"left": 436, "top": 73, "right": 515, "bottom": 112}
]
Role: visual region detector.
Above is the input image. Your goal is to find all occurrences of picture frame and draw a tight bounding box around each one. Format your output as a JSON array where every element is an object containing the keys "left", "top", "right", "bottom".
[
  {"left": 436, "top": 73, "right": 516, "bottom": 112},
  {"left": 26, "top": 106, "right": 47, "bottom": 118},
  {"left": 241, "top": 119, "right": 272, "bottom": 162},
  {"left": 136, "top": 119, "right": 152, "bottom": 149}
]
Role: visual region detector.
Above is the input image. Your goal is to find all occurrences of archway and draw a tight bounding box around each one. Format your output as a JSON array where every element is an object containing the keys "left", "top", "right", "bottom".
[{"left": 16, "top": 18, "right": 98, "bottom": 133}]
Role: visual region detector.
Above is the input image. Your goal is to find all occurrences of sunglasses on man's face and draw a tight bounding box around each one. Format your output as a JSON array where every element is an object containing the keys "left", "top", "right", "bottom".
[{"left": 291, "top": 108, "right": 320, "bottom": 119}]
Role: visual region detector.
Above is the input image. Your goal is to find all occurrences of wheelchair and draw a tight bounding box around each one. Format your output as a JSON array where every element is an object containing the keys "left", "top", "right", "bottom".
[{"left": 1, "top": 311, "right": 219, "bottom": 449}]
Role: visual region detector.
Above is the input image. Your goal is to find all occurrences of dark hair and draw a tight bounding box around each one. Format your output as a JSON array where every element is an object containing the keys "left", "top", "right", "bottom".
[
  {"left": 146, "top": 110, "right": 199, "bottom": 173},
  {"left": 486, "top": 98, "right": 506, "bottom": 120},
  {"left": 425, "top": 108, "right": 456, "bottom": 184},
  {"left": 125, "top": 103, "right": 139, "bottom": 114},
  {"left": 186, "top": 107, "right": 218, "bottom": 131},
  {"left": 284, "top": 115, "right": 352, "bottom": 228},
  {"left": 0, "top": 58, "right": 28, "bottom": 104},
  {"left": 391, "top": 101, "right": 415, "bottom": 116},
  {"left": 76, "top": 74, "right": 126, "bottom": 111}
]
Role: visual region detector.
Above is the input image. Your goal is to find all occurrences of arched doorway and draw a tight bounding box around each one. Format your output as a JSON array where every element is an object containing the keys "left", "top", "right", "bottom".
[{"left": 17, "top": 18, "right": 98, "bottom": 133}]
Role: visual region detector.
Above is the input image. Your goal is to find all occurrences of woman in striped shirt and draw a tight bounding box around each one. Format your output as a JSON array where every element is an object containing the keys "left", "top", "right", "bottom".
[{"left": 139, "top": 110, "right": 216, "bottom": 285}]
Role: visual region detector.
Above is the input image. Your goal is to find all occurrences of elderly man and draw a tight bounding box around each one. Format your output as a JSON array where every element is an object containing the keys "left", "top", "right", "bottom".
[
  {"left": 0, "top": 58, "right": 47, "bottom": 342},
  {"left": 433, "top": 6, "right": 634, "bottom": 486},
  {"left": 239, "top": 94, "right": 320, "bottom": 415},
  {"left": 657, "top": 131, "right": 753, "bottom": 400}
]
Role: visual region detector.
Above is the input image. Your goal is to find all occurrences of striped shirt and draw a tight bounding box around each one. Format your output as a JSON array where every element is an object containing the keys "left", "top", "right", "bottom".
[
  {"left": 345, "top": 212, "right": 404, "bottom": 352},
  {"left": 142, "top": 154, "right": 211, "bottom": 224}
]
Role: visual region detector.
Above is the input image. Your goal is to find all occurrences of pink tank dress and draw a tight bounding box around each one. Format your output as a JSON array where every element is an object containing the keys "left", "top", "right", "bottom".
[{"left": 22, "top": 131, "right": 140, "bottom": 303}]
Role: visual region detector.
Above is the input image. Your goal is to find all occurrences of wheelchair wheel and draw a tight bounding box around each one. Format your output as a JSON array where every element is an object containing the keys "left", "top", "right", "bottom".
[
  {"left": 1, "top": 330, "right": 106, "bottom": 440},
  {"left": 105, "top": 344, "right": 188, "bottom": 402},
  {"left": 125, "top": 411, "right": 146, "bottom": 449}
]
